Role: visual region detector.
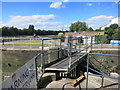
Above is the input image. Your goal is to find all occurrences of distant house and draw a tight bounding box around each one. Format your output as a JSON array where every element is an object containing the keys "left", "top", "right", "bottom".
[
  {"left": 65, "top": 32, "right": 104, "bottom": 36},
  {"left": 64, "top": 32, "right": 105, "bottom": 44}
]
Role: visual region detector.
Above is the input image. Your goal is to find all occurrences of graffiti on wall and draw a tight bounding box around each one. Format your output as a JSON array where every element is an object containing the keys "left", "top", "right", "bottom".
[{"left": 2, "top": 58, "right": 37, "bottom": 89}]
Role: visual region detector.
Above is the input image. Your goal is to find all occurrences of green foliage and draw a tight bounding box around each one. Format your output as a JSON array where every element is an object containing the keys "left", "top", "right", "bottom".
[
  {"left": 95, "top": 35, "right": 108, "bottom": 44},
  {"left": 104, "top": 24, "right": 119, "bottom": 40},
  {"left": 88, "top": 27, "right": 94, "bottom": 31},
  {"left": 107, "top": 28, "right": 114, "bottom": 33},
  {"left": 70, "top": 21, "right": 88, "bottom": 32},
  {"left": 112, "top": 28, "right": 120, "bottom": 40},
  {"left": 1, "top": 25, "right": 63, "bottom": 36},
  {"left": 109, "top": 24, "right": 119, "bottom": 29},
  {"left": 105, "top": 27, "right": 110, "bottom": 31},
  {"left": 28, "top": 25, "right": 34, "bottom": 34}
]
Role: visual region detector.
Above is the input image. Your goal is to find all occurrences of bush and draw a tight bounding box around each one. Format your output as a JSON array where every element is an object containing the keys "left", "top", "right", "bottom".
[
  {"left": 112, "top": 29, "right": 120, "bottom": 40},
  {"left": 95, "top": 35, "right": 108, "bottom": 44}
]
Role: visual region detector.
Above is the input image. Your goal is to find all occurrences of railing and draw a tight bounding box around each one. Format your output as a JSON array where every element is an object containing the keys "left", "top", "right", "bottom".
[
  {"left": 86, "top": 53, "right": 120, "bottom": 89},
  {"left": 92, "top": 36, "right": 120, "bottom": 49},
  {"left": 29, "top": 35, "right": 93, "bottom": 80},
  {"left": 1, "top": 36, "right": 61, "bottom": 49},
  {"left": 66, "top": 36, "right": 93, "bottom": 69}
]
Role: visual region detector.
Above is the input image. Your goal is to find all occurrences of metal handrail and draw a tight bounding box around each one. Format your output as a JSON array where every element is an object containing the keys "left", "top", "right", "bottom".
[
  {"left": 84, "top": 66, "right": 119, "bottom": 79},
  {"left": 88, "top": 53, "right": 120, "bottom": 57}
]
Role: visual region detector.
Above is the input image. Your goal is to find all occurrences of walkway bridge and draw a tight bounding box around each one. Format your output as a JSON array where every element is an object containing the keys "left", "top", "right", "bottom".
[
  {"left": 36, "top": 36, "right": 92, "bottom": 79},
  {"left": 2, "top": 36, "right": 120, "bottom": 89}
]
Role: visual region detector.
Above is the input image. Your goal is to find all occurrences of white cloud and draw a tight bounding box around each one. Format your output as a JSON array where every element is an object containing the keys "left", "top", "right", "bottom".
[
  {"left": 100, "top": 17, "right": 120, "bottom": 30},
  {"left": 110, "top": 17, "right": 119, "bottom": 25},
  {"left": 1, "top": 14, "right": 61, "bottom": 29},
  {"left": 86, "top": 3, "right": 93, "bottom": 6},
  {"left": 0, "top": 21, "right": 5, "bottom": 27},
  {"left": 35, "top": 24, "right": 70, "bottom": 31},
  {"left": 62, "top": 0, "right": 69, "bottom": 2},
  {"left": 86, "top": 15, "right": 114, "bottom": 23},
  {"left": 86, "top": 15, "right": 114, "bottom": 29},
  {"left": 50, "top": 1, "right": 62, "bottom": 8}
]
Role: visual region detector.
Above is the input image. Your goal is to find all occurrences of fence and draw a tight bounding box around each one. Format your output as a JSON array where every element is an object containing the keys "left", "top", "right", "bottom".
[{"left": 92, "top": 36, "right": 120, "bottom": 49}]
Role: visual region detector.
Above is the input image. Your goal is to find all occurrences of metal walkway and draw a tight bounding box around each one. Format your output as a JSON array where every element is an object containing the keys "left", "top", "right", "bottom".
[{"left": 45, "top": 52, "right": 87, "bottom": 72}]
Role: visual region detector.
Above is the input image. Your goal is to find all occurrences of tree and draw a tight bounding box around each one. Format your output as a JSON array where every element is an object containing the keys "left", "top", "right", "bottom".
[
  {"left": 28, "top": 25, "right": 34, "bottom": 35},
  {"left": 109, "top": 24, "right": 119, "bottom": 29},
  {"left": 105, "top": 27, "right": 110, "bottom": 31},
  {"left": 89, "top": 27, "right": 94, "bottom": 31},
  {"left": 95, "top": 29, "right": 101, "bottom": 31},
  {"left": 70, "top": 21, "right": 88, "bottom": 32},
  {"left": 9, "top": 26, "right": 18, "bottom": 36},
  {"left": 112, "top": 28, "right": 120, "bottom": 40}
]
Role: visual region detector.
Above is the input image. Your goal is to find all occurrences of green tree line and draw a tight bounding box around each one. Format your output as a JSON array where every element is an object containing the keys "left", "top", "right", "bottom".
[
  {"left": 1, "top": 25, "right": 66, "bottom": 36},
  {"left": 70, "top": 21, "right": 120, "bottom": 40}
]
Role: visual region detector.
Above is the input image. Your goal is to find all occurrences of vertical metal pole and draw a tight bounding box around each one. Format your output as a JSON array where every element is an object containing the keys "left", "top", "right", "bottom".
[
  {"left": 101, "top": 76, "right": 104, "bottom": 88},
  {"left": 86, "top": 53, "right": 89, "bottom": 90},
  {"left": 12, "top": 37, "right": 14, "bottom": 49},
  {"left": 58, "top": 48, "right": 60, "bottom": 60},
  {"left": 60, "top": 38, "right": 62, "bottom": 50},
  {"left": 91, "top": 36, "right": 93, "bottom": 50},
  {"left": 78, "top": 37, "right": 81, "bottom": 56},
  {"left": 30, "top": 38, "right": 31, "bottom": 48},
  {"left": 86, "top": 36, "right": 88, "bottom": 53},
  {"left": 59, "top": 38, "right": 62, "bottom": 58},
  {"left": 35, "top": 58, "right": 38, "bottom": 82},
  {"left": 118, "top": 55, "right": 120, "bottom": 89},
  {"left": 68, "top": 36, "right": 72, "bottom": 68},
  {"left": 41, "top": 39, "right": 44, "bottom": 72}
]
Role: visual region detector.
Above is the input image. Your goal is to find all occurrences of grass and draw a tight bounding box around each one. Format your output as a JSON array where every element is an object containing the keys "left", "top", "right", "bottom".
[{"left": 2, "top": 59, "right": 28, "bottom": 76}]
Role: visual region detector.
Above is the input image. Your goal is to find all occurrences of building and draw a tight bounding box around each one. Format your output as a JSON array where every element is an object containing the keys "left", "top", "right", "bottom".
[
  {"left": 65, "top": 32, "right": 104, "bottom": 36},
  {"left": 64, "top": 32, "right": 105, "bottom": 44}
]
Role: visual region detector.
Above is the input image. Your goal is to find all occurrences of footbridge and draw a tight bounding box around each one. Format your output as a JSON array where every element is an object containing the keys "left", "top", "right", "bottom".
[
  {"left": 39, "top": 36, "right": 92, "bottom": 77},
  {"left": 2, "top": 36, "right": 120, "bottom": 89}
]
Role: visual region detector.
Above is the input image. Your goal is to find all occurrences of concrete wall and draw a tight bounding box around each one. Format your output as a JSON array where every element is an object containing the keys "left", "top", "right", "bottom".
[{"left": 90, "top": 50, "right": 119, "bottom": 75}]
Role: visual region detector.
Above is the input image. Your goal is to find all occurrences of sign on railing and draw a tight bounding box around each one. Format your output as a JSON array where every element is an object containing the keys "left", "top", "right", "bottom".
[{"left": 2, "top": 57, "right": 37, "bottom": 89}]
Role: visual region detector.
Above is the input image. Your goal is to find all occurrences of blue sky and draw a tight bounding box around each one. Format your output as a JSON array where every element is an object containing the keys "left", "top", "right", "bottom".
[{"left": 1, "top": 1, "right": 119, "bottom": 30}]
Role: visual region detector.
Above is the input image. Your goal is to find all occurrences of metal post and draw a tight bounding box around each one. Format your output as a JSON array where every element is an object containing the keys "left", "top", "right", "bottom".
[
  {"left": 60, "top": 38, "right": 62, "bottom": 50},
  {"left": 78, "top": 37, "right": 81, "bottom": 56},
  {"left": 91, "top": 36, "right": 93, "bottom": 50},
  {"left": 35, "top": 58, "right": 38, "bottom": 82},
  {"left": 41, "top": 39, "right": 44, "bottom": 72},
  {"left": 85, "top": 36, "right": 88, "bottom": 53},
  {"left": 118, "top": 55, "right": 120, "bottom": 89},
  {"left": 68, "top": 36, "right": 72, "bottom": 68},
  {"left": 59, "top": 38, "right": 62, "bottom": 59},
  {"left": 101, "top": 76, "right": 104, "bottom": 88},
  {"left": 58, "top": 48, "right": 60, "bottom": 59},
  {"left": 86, "top": 53, "right": 90, "bottom": 90},
  {"left": 30, "top": 38, "right": 31, "bottom": 48},
  {"left": 12, "top": 37, "right": 14, "bottom": 49}
]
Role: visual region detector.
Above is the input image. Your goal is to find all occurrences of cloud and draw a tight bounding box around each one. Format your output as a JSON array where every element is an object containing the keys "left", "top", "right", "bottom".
[
  {"left": 34, "top": 24, "right": 70, "bottom": 31},
  {"left": 86, "top": 15, "right": 114, "bottom": 23},
  {"left": 50, "top": 1, "right": 62, "bottom": 8},
  {"left": 62, "top": 0, "right": 69, "bottom": 2},
  {"left": 86, "top": 15, "right": 114, "bottom": 29},
  {"left": 1, "top": 14, "right": 61, "bottom": 29},
  {"left": 86, "top": 3, "right": 93, "bottom": 6},
  {"left": 0, "top": 21, "right": 5, "bottom": 27}
]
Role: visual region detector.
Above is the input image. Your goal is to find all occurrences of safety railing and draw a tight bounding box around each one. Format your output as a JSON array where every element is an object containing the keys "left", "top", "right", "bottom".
[
  {"left": 66, "top": 35, "right": 93, "bottom": 69},
  {"left": 86, "top": 53, "right": 120, "bottom": 89},
  {"left": 92, "top": 36, "right": 120, "bottom": 49}
]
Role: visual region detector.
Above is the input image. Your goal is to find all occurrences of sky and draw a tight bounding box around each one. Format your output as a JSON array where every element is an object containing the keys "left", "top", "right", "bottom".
[{"left": 0, "top": 0, "right": 119, "bottom": 31}]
